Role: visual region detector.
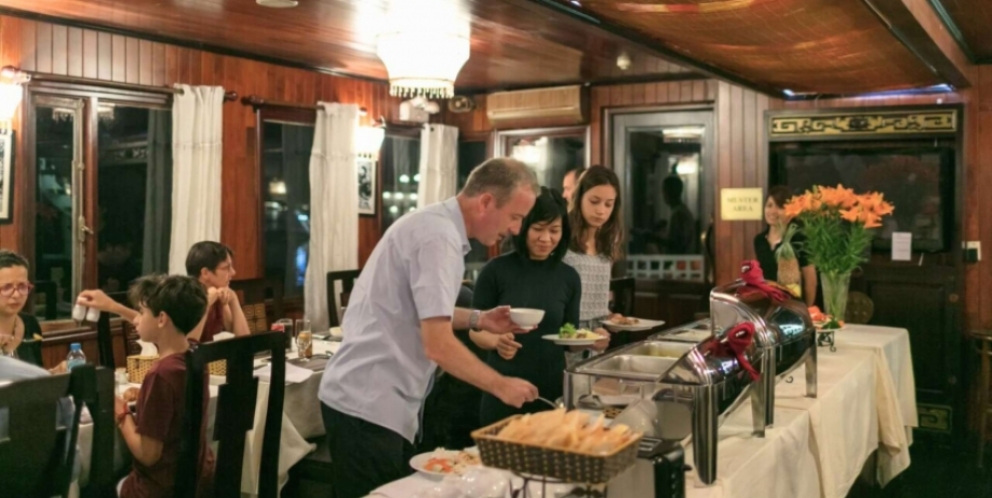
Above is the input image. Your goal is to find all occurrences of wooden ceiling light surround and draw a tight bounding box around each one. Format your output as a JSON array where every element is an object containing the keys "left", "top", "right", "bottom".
[
  {"left": 0, "top": 0, "right": 701, "bottom": 92},
  {"left": 566, "top": 0, "right": 945, "bottom": 95},
  {"left": 927, "top": 0, "right": 992, "bottom": 63}
]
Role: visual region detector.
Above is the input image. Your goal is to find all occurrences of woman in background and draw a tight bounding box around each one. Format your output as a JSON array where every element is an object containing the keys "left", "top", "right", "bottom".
[
  {"left": 0, "top": 250, "right": 65, "bottom": 371},
  {"left": 563, "top": 166, "right": 626, "bottom": 343},
  {"left": 753, "top": 185, "right": 818, "bottom": 306},
  {"left": 471, "top": 187, "right": 607, "bottom": 426}
]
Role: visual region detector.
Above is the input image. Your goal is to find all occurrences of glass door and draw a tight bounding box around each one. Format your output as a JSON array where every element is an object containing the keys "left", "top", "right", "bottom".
[{"left": 612, "top": 110, "right": 714, "bottom": 282}]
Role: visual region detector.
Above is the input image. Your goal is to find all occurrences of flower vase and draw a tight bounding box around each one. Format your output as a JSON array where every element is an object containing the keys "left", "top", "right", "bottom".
[{"left": 821, "top": 271, "right": 851, "bottom": 322}]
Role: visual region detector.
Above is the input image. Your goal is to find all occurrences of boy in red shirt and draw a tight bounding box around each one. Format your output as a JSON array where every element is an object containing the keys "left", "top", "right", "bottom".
[{"left": 115, "top": 275, "right": 215, "bottom": 498}]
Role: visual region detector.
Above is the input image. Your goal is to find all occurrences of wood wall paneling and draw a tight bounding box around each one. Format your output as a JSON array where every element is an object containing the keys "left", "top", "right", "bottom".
[
  {"left": 443, "top": 77, "right": 763, "bottom": 287},
  {"left": 0, "top": 15, "right": 400, "bottom": 279}
]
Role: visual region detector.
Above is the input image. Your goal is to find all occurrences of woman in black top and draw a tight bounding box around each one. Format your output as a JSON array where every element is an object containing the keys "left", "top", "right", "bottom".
[
  {"left": 471, "top": 188, "right": 607, "bottom": 427},
  {"left": 0, "top": 250, "right": 47, "bottom": 367},
  {"left": 753, "top": 186, "right": 818, "bottom": 306}
]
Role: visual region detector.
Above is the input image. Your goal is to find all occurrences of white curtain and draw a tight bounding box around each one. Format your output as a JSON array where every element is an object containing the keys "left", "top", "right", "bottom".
[
  {"left": 417, "top": 124, "right": 459, "bottom": 209},
  {"left": 304, "top": 103, "right": 359, "bottom": 331},
  {"left": 168, "top": 85, "right": 224, "bottom": 275}
]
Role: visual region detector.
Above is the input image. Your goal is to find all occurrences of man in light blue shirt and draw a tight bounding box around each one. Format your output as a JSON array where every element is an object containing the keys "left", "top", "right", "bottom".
[{"left": 319, "top": 158, "right": 541, "bottom": 497}]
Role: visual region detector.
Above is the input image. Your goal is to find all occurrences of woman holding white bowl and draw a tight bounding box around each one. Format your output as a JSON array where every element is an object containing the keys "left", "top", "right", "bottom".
[{"left": 471, "top": 187, "right": 608, "bottom": 426}]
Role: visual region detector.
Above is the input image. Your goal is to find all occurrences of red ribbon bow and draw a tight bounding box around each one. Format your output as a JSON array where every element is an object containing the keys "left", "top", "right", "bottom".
[
  {"left": 720, "top": 322, "right": 759, "bottom": 381},
  {"left": 740, "top": 259, "right": 791, "bottom": 303}
]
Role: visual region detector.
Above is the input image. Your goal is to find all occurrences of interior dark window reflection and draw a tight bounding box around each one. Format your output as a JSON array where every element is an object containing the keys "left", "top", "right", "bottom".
[{"left": 262, "top": 121, "right": 315, "bottom": 298}]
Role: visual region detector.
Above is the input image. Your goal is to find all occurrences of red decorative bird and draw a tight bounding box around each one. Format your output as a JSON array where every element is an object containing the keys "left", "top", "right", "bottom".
[
  {"left": 739, "top": 260, "right": 792, "bottom": 303},
  {"left": 719, "top": 322, "right": 760, "bottom": 381}
]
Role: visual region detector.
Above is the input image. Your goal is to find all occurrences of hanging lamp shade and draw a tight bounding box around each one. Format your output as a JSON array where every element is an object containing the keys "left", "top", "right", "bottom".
[{"left": 376, "top": 0, "right": 471, "bottom": 99}]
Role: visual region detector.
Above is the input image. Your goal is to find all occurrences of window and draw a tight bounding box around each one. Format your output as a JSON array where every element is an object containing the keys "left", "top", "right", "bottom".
[
  {"left": 29, "top": 87, "right": 173, "bottom": 320},
  {"left": 611, "top": 111, "right": 714, "bottom": 282},
  {"left": 458, "top": 138, "right": 490, "bottom": 277},
  {"left": 496, "top": 126, "right": 588, "bottom": 189},
  {"left": 380, "top": 132, "right": 421, "bottom": 234},
  {"left": 261, "top": 118, "right": 315, "bottom": 298}
]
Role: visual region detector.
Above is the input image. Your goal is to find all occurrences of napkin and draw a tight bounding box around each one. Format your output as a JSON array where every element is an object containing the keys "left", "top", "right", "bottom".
[
  {"left": 254, "top": 361, "right": 313, "bottom": 384},
  {"left": 138, "top": 340, "right": 157, "bottom": 356},
  {"left": 213, "top": 332, "right": 235, "bottom": 341}
]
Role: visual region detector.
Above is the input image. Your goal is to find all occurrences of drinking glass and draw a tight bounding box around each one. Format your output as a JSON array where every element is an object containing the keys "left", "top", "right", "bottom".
[{"left": 295, "top": 318, "right": 312, "bottom": 360}]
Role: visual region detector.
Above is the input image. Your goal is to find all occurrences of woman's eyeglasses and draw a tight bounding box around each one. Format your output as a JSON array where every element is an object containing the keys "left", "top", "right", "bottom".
[{"left": 0, "top": 283, "right": 33, "bottom": 297}]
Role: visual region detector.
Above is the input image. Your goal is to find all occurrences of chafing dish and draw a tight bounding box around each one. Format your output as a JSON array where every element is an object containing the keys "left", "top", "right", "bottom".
[
  {"left": 706, "top": 280, "right": 817, "bottom": 429},
  {"left": 564, "top": 329, "right": 763, "bottom": 485}
]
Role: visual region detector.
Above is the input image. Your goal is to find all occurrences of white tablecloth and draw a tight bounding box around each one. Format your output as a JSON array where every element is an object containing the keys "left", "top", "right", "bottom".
[
  {"left": 775, "top": 346, "right": 879, "bottom": 498},
  {"left": 76, "top": 340, "right": 339, "bottom": 497},
  {"left": 835, "top": 325, "right": 917, "bottom": 486}
]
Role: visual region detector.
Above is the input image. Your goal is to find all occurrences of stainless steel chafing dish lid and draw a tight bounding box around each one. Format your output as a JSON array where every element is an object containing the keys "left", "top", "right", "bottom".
[
  {"left": 660, "top": 335, "right": 759, "bottom": 386},
  {"left": 710, "top": 280, "right": 813, "bottom": 349}
]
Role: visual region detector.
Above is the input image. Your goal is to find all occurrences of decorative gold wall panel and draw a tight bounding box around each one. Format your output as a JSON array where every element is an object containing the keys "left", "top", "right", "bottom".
[{"left": 770, "top": 110, "right": 957, "bottom": 138}]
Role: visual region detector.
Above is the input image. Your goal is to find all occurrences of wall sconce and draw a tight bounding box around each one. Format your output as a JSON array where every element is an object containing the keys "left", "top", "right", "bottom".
[
  {"left": 356, "top": 116, "right": 386, "bottom": 158},
  {"left": 0, "top": 66, "right": 30, "bottom": 128}
]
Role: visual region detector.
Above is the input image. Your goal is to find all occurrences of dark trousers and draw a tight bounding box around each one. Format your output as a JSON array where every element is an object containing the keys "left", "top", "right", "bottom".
[{"left": 321, "top": 403, "right": 414, "bottom": 498}]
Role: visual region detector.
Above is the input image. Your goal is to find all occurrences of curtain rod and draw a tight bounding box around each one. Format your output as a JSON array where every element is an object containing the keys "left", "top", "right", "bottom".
[
  {"left": 2, "top": 66, "right": 238, "bottom": 101},
  {"left": 241, "top": 95, "right": 368, "bottom": 115}
]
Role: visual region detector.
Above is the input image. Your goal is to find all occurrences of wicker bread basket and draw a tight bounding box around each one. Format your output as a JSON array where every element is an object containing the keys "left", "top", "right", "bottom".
[
  {"left": 126, "top": 354, "right": 227, "bottom": 382},
  {"left": 471, "top": 415, "right": 641, "bottom": 484}
]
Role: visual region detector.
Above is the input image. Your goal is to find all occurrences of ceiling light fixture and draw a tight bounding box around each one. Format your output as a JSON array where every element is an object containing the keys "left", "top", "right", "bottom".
[
  {"left": 0, "top": 66, "right": 30, "bottom": 129},
  {"left": 376, "top": 0, "right": 470, "bottom": 99},
  {"left": 356, "top": 117, "right": 386, "bottom": 158}
]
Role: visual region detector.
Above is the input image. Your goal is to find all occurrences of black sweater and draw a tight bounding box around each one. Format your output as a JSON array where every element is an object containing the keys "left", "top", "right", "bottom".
[{"left": 472, "top": 252, "right": 581, "bottom": 425}]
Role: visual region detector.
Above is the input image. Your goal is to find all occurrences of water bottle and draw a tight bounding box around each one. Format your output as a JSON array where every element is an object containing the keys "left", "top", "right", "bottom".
[{"left": 66, "top": 343, "right": 86, "bottom": 371}]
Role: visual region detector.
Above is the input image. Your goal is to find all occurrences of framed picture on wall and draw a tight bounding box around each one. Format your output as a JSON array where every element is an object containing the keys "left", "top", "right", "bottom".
[
  {"left": 0, "top": 132, "right": 12, "bottom": 223},
  {"left": 358, "top": 157, "right": 376, "bottom": 216}
]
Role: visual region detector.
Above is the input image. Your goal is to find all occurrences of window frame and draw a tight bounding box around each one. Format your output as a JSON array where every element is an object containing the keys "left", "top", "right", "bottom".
[
  {"left": 252, "top": 106, "right": 317, "bottom": 301},
  {"left": 493, "top": 125, "right": 591, "bottom": 168},
  {"left": 23, "top": 81, "right": 171, "bottom": 325}
]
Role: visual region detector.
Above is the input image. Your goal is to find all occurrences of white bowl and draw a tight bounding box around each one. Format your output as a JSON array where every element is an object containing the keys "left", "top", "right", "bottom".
[{"left": 510, "top": 308, "right": 545, "bottom": 328}]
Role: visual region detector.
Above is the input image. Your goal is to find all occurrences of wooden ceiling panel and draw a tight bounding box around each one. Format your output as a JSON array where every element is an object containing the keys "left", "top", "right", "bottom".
[
  {"left": 931, "top": 0, "right": 992, "bottom": 61},
  {"left": 0, "top": 0, "right": 695, "bottom": 91},
  {"left": 572, "top": 0, "right": 942, "bottom": 94}
]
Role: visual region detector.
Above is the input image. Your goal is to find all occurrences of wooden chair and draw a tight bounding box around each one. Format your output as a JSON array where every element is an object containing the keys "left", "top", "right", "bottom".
[
  {"left": 80, "top": 367, "right": 116, "bottom": 498},
  {"left": 971, "top": 331, "right": 992, "bottom": 468},
  {"left": 95, "top": 291, "right": 129, "bottom": 368},
  {"left": 609, "top": 277, "right": 636, "bottom": 317},
  {"left": 0, "top": 364, "right": 107, "bottom": 498},
  {"left": 231, "top": 278, "right": 286, "bottom": 334},
  {"left": 176, "top": 333, "right": 286, "bottom": 498},
  {"left": 608, "top": 277, "right": 638, "bottom": 349},
  {"left": 326, "top": 270, "right": 361, "bottom": 328}
]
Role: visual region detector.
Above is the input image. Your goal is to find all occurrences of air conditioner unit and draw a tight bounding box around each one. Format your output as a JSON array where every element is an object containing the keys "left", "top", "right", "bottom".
[{"left": 486, "top": 85, "right": 584, "bottom": 127}]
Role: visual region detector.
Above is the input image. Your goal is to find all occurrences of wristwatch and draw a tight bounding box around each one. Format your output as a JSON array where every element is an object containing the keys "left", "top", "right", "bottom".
[{"left": 469, "top": 309, "right": 481, "bottom": 330}]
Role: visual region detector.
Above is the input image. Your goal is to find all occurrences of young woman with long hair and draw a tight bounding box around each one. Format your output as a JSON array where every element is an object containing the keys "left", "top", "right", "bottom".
[{"left": 563, "top": 166, "right": 626, "bottom": 338}]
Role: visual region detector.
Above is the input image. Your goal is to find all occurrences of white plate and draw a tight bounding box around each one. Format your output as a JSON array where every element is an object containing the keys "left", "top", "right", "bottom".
[
  {"left": 409, "top": 449, "right": 479, "bottom": 478},
  {"left": 542, "top": 334, "right": 599, "bottom": 346},
  {"left": 602, "top": 318, "right": 666, "bottom": 332}
]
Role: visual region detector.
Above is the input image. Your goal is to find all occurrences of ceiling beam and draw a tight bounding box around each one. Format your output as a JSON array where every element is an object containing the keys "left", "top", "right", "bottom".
[
  {"left": 861, "top": 0, "right": 972, "bottom": 89},
  {"left": 924, "top": 0, "right": 978, "bottom": 64},
  {"left": 518, "top": 0, "right": 786, "bottom": 98}
]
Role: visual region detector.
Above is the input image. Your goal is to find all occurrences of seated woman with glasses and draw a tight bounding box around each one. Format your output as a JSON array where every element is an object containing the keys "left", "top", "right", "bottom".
[{"left": 0, "top": 250, "right": 68, "bottom": 372}]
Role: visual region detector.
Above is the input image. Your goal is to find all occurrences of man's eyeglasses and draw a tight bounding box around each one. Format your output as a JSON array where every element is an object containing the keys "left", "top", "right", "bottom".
[{"left": 0, "top": 283, "right": 33, "bottom": 297}]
